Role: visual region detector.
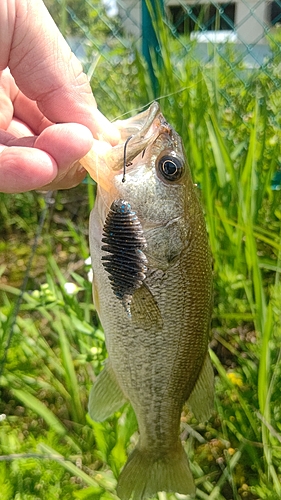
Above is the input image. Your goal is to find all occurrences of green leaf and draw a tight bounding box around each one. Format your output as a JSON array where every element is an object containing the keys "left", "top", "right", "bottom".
[{"left": 74, "top": 486, "right": 103, "bottom": 500}]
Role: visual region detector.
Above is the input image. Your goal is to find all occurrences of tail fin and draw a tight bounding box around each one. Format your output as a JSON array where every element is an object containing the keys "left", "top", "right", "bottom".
[{"left": 116, "top": 441, "right": 195, "bottom": 500}]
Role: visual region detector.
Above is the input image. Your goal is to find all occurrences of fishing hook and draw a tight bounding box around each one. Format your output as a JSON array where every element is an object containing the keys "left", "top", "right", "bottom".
[{"left": 122, "top": 135, "right": 133, "bottom": 183}]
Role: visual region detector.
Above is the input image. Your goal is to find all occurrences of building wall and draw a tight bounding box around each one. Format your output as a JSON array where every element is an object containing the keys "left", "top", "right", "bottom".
[
  {"left": 119, "top": 0, "right": 272, "bottom": 45},
  {"left": 235, "top": 0, "right": 268, "bottom": 44}
]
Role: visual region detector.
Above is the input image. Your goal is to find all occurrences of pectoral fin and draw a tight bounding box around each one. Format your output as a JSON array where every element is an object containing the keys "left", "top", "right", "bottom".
[
  {"left": 187, "top": 353, "right": 214, "bottom": 423},
  {"left": 131, "top": 284, "right": 163, "bottom": 331},
  {"left": 88, "top": 361, "right": 127, "bottom": 422}
]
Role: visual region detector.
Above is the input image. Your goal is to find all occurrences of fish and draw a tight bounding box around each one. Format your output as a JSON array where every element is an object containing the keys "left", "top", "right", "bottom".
[{"left": 80, "top": 102, "right": 214, "bottom": 500}]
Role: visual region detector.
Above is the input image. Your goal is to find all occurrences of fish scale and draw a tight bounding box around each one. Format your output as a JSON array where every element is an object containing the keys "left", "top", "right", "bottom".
[{"left": 84, "top": 102, "right": 214, "bottom": 500}]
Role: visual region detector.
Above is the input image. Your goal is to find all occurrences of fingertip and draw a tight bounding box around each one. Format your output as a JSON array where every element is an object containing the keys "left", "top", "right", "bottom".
[{"left": 0, "top": 147, "right": 57, "bottom": 193}]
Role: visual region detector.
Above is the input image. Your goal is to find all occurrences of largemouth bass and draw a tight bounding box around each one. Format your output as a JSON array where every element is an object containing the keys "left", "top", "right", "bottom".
[{"left": 80, "top": 102, "right": 213, "bottom": 499}]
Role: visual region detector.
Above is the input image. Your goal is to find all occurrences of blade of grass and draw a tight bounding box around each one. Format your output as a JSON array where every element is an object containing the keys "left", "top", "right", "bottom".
[
  {"left": 11, "top": 388, "right": 67, "bottom": 436},
  {"left": 53, "top": 317, "right": 85, "bottom": 424},
  {"left": 207, "top": 111, "right": 237, "bottom": 189},
  {"left": 38, "top": 443, "right": 117, "bottom": 491}
]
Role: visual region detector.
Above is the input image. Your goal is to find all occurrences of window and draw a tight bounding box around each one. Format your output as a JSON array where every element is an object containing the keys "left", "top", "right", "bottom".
[
  {"left": 168, "top": 3, "right": 236, "bottom": 34},
  {"left": 269, "top": 1, "right": 281, "bottom": 25}
]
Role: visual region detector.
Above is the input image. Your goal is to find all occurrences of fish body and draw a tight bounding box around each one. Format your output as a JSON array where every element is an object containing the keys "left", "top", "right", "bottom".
[{"left": 86, "top": 103, "right": 213, "bottom": 500}]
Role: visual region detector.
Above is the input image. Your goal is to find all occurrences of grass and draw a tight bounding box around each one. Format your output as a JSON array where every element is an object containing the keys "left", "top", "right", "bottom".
[{"left": 1, "top": 3, "right": 281, "bottom": 499}]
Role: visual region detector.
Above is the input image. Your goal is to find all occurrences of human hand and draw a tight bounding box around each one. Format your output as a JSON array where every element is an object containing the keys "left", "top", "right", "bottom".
[{"left": 0, "top": 0, "right": 119, "bottom": 193}]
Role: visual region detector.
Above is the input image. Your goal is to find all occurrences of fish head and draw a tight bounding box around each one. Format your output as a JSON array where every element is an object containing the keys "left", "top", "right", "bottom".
[{"left": 90, "top": 102, "right": 195, "bottom": 233}]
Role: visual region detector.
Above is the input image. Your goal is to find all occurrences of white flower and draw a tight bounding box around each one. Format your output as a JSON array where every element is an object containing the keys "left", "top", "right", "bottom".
[
  {"left": 87, "top": 269, "right": 93, "bottom": 283},
  {"left": 64, "top": 282, "right": 79, "bottom": 295}
]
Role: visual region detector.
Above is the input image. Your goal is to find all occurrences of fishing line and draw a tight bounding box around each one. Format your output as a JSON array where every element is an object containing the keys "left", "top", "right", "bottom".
[
  {"left": 112, "top": 79, "right": 204, "bottom": 121},
  {"left": 0, "top": 191, "right": 55, "bottom": 394},
  {"left": 122, "top": 135, "right": 133, "bottom": 183}
]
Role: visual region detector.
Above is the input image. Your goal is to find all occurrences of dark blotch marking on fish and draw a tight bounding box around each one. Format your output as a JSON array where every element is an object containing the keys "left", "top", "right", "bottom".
[{"left": 101, "top": 199, "right": 148, "bottom": 316}]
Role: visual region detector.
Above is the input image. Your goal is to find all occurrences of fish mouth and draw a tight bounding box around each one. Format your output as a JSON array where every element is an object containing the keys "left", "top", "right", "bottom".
[
  {"left": 105, "top": 101, "right": 172, "bottom": 172},
  {"left": 80, "top": 102, "right": 171, "bottom": 192},
  {"left": 115, "top": 102, "right": 168, "bottom": 140}
]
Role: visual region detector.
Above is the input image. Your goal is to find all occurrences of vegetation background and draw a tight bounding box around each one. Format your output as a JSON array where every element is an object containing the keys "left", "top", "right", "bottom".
[{"left": 1, "top": 1, "right": 281, "bottom": 499}]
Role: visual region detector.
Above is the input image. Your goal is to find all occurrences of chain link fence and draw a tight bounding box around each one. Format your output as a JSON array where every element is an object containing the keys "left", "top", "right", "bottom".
[
  {"left": 42, "top": 1, "right": 279, "bottom": 184},
  {"left": 40, "top": 1, "right": 281, "bottom": 197},
  {"left": 44, "top": 1, "right": 281, "bottom": 113}
]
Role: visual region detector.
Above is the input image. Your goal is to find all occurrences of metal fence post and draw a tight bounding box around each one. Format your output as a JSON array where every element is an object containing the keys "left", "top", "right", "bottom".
[{"left": 142, "top": 0, "right": 164, "bottom": 97}]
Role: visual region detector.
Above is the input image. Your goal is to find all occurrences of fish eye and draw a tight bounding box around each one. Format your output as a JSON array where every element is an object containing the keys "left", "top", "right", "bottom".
[{"left": 157, "top": 154, "right": 184, "bottom": 182}]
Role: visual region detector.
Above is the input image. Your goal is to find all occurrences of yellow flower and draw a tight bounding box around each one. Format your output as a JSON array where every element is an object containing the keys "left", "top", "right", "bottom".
[
  {"left": 228, "top": 447, "right": 236, "bottom": 456},
  {"left": 227, "top": 372, "right": 243, "bottom": 387}
]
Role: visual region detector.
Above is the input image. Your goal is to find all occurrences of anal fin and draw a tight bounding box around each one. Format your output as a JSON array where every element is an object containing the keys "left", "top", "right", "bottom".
[
  {"left": 89, "top": 361, "right": 127, "bottom": 422},
  {"left": 187, "top": 353, "right": 214, "bottom": 423}
]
